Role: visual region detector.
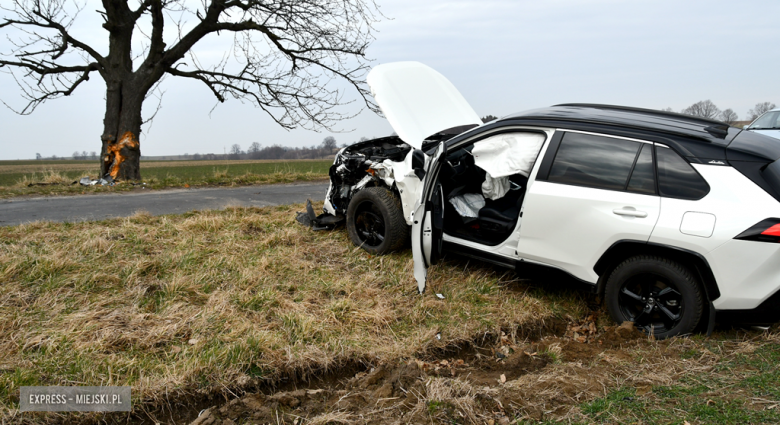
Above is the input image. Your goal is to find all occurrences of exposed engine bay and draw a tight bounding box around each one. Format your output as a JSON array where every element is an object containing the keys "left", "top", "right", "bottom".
[{"left": 322, "top": 136, "right": 421, "bottom": 226}]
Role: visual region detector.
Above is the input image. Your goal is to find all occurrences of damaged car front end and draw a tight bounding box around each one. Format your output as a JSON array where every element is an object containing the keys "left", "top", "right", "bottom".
[
  {"left": 304, "top": 126, "right": 475, "bottom": 254},
  {"left": 301, "top": 61, "right": 484, "bottom": 254},
  {"left": 324, "top": 136, "right": 417, "bottom": 222}
]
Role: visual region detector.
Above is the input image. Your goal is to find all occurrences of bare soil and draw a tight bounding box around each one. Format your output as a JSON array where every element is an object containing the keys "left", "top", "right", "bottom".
[{"left": 186, "top": 315, "right": 667, "bottom": 425}]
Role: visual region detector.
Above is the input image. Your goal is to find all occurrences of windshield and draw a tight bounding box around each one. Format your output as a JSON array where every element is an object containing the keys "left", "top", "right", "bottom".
[{"left": 749, "top": 111, "right": 780, "bottom": 129}]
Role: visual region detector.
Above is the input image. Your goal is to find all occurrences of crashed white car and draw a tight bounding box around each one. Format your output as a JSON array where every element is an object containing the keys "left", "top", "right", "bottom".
[{"left": 307, "top": 61, "right": 780, "bottom": 339}]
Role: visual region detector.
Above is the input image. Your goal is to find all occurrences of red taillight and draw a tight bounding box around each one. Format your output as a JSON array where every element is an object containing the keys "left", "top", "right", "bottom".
[
  {"left": 735, "top": 218, "right": 780, "bottom": 242},
  {"left": 761, "top": 224, "right": 780, "bottom": 237}
]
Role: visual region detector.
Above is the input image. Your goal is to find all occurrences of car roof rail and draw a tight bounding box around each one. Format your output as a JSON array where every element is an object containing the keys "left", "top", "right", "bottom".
[{"left": 554, "top": 103, "right": 730, "bottom": 129}]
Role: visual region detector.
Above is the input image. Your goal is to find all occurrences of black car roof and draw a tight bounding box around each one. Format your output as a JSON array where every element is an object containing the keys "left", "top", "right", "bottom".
[
  {"left": 505, "top": 104, "right": 730, "bottom": 142},
  {"left": 498, "top": 104, "right": 780, "bottom": 163}
]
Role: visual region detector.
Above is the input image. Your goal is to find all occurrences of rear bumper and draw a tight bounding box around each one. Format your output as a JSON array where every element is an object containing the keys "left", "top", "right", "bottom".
[{"left": 716, "top": 287, "right": 780, "bottom": 325}]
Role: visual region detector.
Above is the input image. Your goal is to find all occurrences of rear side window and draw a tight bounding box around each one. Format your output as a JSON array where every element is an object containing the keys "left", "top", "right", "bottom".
[
  {"left": 548, "top": 132, "right": 640, "bottom": 191},
  {"left": 656, "top": 146, "right": 709, "bottom": 200},
  {"left": 627, "top": 143, "right": 655, "bottom": 195}
]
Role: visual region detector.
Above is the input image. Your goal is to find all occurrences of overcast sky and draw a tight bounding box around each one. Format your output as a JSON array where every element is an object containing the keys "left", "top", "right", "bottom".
[{"left": 1, "top": 0, "right": 779, "bottom": 160}]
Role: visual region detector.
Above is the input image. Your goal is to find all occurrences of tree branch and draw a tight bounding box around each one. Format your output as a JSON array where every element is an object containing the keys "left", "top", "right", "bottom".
[
  {"left": 1, "top": 61, "right": 99, "bottom": 114},
  {"left": 1, "top": 11, "right": 107, "bottom": 67}
]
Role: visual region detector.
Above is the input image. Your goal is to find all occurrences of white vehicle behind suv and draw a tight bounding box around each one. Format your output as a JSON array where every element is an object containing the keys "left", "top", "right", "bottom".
[
  {"left": 308, "top": 62, "right": 780, "bottom": 339},
  {"left": 744, "top": 107, "right": 780, "bottom": 140}
]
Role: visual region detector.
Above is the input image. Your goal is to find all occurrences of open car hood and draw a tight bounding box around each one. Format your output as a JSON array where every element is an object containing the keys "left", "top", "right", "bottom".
[{"left": 367, "top": 62, "right": 482, "bottom": 150}]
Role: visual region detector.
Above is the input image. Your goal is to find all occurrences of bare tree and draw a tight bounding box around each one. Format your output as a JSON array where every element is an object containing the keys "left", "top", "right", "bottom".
[
  {"left": 321, "top": 136, "right": 337, "bottom": 154},
  {"left": 248, "top": 142, "right": 261, "bottom": 153},
  {"left": 680, "top": 100, "right": 721, "bottom": 119},
  {"left": 228, "top": 143, "right": 242, "bottom": 159},
  {"left": 747, "top": 102, "right": 777, "bottom": 121},
  {"left": 720, "top": 108, "right": 739, "bottom": 125},
  {"left": 35, "top": 152, "right": 42, "bottom": 160},
  {"left": 1, "top": 0, "right": 380, "bottom": 180}
]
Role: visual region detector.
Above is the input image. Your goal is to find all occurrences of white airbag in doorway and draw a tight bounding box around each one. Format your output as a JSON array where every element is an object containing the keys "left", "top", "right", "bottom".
[
  {"left": 472, "top": 133, "right": 546, "bottom": 178},
  {"left": 481, "top": 173, "right": 509, "bottom": 200}
]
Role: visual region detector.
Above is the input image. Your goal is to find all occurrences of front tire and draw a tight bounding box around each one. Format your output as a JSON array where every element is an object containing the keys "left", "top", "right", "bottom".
[
  {"left": 346, "top": 187, "right": 409, "bottom": 255},
  {"left": 605, "top": 256, "right": 703, "bottom": 339}
]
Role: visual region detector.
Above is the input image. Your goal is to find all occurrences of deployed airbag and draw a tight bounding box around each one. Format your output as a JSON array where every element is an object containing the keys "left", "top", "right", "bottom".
[
  {"left": 472, "top": 133, "right": 546, "bottom": 178},
  {"left": 481, "top": 173, "right": 509, "bottom": 200},
  {"left": 449, "top": 193, "right": 486, "bottom": 219}
]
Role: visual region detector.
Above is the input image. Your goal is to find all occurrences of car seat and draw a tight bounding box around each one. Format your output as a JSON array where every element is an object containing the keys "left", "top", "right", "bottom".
[{"left": 477, "top": 175, "right": 528, "bottom": 236}]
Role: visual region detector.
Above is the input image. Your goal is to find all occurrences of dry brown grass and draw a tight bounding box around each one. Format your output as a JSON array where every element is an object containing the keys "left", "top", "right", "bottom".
[
  {"left": 12, "top": 169, "right": 81, "bottom": 186},
  {"left": 0, "top": 202, "right": 575, "bottom": 422}
]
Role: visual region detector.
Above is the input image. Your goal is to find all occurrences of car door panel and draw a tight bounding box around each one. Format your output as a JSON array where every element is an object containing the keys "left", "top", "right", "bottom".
[
  {"left": 518, "top": 181, "right": 661, "bottom": 283},
  {"left": 411, "top": 142, "right": 447, "bottom": 293},
  {"left": 517, "top": 131, "right": 661, "bottom": 284}
]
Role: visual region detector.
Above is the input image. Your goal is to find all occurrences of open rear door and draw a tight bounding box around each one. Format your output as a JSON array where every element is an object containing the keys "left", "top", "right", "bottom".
[{"left": 411, "top": 142, "right": 447, "bottom": 293}]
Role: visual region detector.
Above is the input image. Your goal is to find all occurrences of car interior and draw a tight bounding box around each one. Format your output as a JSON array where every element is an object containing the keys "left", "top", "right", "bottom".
[{"left": 437, "top": 132, "right": 545, "bottom": 246}]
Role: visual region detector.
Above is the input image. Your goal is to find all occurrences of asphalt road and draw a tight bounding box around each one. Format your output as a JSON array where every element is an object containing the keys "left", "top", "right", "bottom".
[{"left": 0, "top": 182, "right": 330, "bottom": 227}]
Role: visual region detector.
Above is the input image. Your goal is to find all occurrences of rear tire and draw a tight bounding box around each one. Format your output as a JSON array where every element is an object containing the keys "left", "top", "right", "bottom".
[
  {"left": 346, "top": 186, "right": 409, "bottom": 255},
  {"left": 605, "top": 255, "right": 703, "bottom": 339}
]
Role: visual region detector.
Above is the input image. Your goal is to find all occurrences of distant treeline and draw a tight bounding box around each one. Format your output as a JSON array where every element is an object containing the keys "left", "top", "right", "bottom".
[
  {"left": 36, "top": 135, "right": 370, "bottom": 161},
  {"left": 184, "top": 143, "right": 341, "bottom": 161}
]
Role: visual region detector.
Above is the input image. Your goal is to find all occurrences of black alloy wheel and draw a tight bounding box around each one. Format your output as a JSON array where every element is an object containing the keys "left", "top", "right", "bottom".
[
  {"left": 617, "top": 273, "right": 683, "bottom": 334},
  {"left": 354, "top": 201, "right": 386, "bottom": 248},
  {"left": 346, "top": 186, "right": 409, "bottom": 255},
  {"left": 605, "top": 256, "right": 703, "bottom": 339}
]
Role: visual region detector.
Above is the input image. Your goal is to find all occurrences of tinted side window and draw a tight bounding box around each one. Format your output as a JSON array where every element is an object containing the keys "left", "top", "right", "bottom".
[
  {"left": 656, "top": 146, "right": 710, "bottom": 200},
  {"left": 548, "top": 132, "right": 640, "bottom": 191},
  {"left": 626, "top": 143, "right": 656, "bottom": 195}
]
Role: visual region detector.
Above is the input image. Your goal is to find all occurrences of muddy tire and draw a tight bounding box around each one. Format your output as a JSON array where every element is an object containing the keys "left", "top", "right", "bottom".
[
  {"left": 346, "top": 187, "right": 409, "bottom": 255},
  {"left": 605, "top": 255, "right": 703, "bottom": 339}
]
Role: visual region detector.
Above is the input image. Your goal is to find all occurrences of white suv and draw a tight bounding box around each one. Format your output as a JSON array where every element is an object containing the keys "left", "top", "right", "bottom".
[{"left": 309, "top": 62, "right": 780, "bottom": 339}]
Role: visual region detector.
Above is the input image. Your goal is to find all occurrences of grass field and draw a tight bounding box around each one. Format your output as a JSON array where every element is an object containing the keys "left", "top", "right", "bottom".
[
  {"left": 0, "top": 159, "right": 332, "bottom": 198},
  {"left": 2, "top": 203, "right": 779, "bottom": 424},
  {"left": 0, "top": 202, "right": 575, "bottom": 423}
]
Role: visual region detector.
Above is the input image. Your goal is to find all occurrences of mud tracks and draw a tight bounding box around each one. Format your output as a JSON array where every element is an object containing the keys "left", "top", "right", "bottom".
[{"left": 190, "top": 314, "right": 673, "bottom": 424}]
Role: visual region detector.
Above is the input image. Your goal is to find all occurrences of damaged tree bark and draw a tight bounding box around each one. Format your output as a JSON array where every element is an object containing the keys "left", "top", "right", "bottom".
[
  {"left": 100, "top": 81, "right": 143, "bottom": 180},
  {"left": 1, "top": 0, "right": 380, "bottom": 180}
]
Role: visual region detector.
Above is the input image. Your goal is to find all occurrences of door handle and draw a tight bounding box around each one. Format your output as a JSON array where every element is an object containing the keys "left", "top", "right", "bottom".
[{"left": 613, "top": 208, "right": 648, "bottom": 218}]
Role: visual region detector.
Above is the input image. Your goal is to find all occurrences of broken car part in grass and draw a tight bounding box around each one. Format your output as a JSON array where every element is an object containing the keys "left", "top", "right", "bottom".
[
  {"left": 78, "top": 175, "right": 115, "bottom": 186},
  {"left": 296, "top": 199, "right": 344, "bottom": 231}
]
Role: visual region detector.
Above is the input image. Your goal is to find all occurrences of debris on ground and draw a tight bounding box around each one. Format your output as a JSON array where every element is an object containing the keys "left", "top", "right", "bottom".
[
  {"left": 295, "top": 199, "right": 344, "bottom": 230},
  {"left": 78, "top": 175, "right": 116, "bottom": 186},
  {"left": 565, "top": 313, "right": 600, "bottom": 343}
]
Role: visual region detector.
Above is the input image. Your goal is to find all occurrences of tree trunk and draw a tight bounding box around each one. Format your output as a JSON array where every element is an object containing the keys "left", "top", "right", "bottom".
[
  {"left": 99, "top": 78, "right": 145, "bottom": 181},
  {"left": 98, "top": 1, "right": 148, "bottom": 182}
]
